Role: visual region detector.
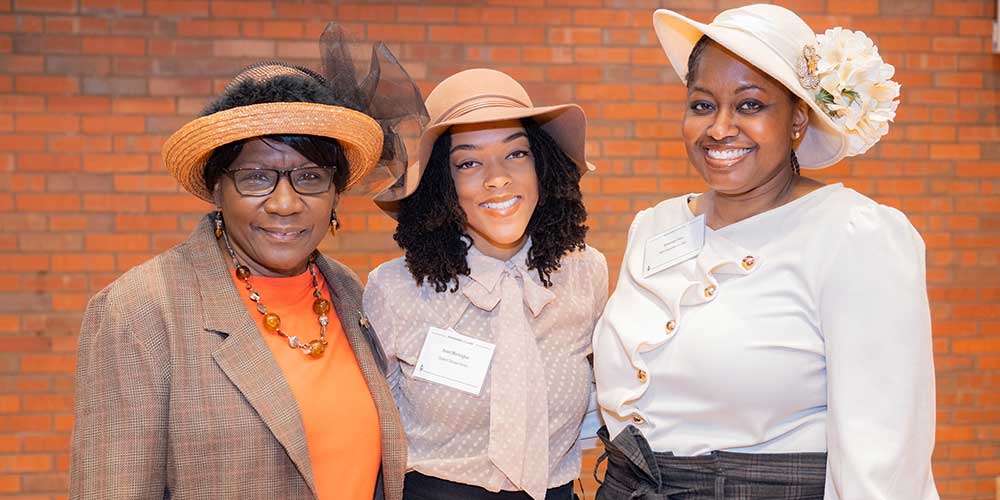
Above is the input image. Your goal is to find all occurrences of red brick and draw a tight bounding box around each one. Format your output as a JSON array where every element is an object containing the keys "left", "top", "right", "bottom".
[
  {"left": 149, "top": 194, "right": 210, "bottom": 213},
  {"left": 114, "top": 214, "right": 177, "bottom": 232},
  {"left": 428, "top": 26, "right": 484, "bottom": 43},
  {"left": 210, "top": 1, "right": 272, "bottom": 18},
  {"left": 930, "top": 144, "right": 980, "bottom": 160},
  {"left": 82, "top": 193, "right": 146, "bottom": 212},
  {"left": 14, "top": 114, "right": 78, "bottom": 133},
  {"left": 11, "top": 0, "right": 75, "bottom": 13},
  {"left": 47, "top": 95, "right": 110, "bottom": 114},
  {"left": 148, "top": 77, "right": 212, "bottom": 97},
  {"left": 80, "top": 115, "right": 144, "bottom": 133},
  {"left": 15, "top": 194, "right": 79, "bottom": 212},
  {"left": 0, "top": 453, "right": 51, "bottom": 472},
  {"left": 106, "top": 98, "right": 172, "bottom": 116},
  {"left": 85, "top": 233, "right": 149, "bottom": 251},
  {"left": 21, "top": 395, "right": 72, "bottom": 412},
  {"left": 487, "top": 26, "right": 545, "bottom": 44},
  {"left": 397, "top": 6, "right": 454, "bottom": 23},
  {"left": 14, "top": 75, "right": 77, "bottom": 94},
  {"left": 572, "top": 9, "right": 629, "bottom": 27},
  {"left": 211, "top": 38, "right": 273, "bottom": 57},
  {"left": 366, "top": 23, "right": 424, "bottom": 42},
  {"left": 548, "top": 27, "right": 600, "bottom": 45},
  {"left": 82, "top": 154, "right": 148, "bottom": 172},
  {"left": 932, "top": 36, "right": 985, "bottom": 53},
  {"left": 546, "top": 65, "right": 601, "bottom": 83},
  {"left": 21, "top": 434, "right": 68, "bottom": 452},
  {"left": 144, "top": 0, "right": 205, "bottom": 15},
  {"left": 81, "top": 35, "right": 144, "bottom": 56}
]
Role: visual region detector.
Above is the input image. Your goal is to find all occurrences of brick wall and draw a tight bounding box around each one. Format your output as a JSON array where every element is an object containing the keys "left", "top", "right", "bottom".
[{"left": 1, "top": 0, "right": 997, "bottom": 498}]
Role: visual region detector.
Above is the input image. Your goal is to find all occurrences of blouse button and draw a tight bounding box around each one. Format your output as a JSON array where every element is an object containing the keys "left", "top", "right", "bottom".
[
  {"left": 741, "top": 255, "right": 755, "bottom": 270},
  {"left": 631, "top": 413, "right": 646, "bottom": 425},
  {"left": 636, "top": 369, "right": 647, "bottom": 383},
  {"left": 703, "top": 284, "right": 717, "bottom": 298},
  {"left": 665, "top": 320, "right": 676, "bottom": 334}
]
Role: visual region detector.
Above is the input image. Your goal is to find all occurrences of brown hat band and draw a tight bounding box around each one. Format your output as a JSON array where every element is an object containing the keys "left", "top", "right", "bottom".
[{"left": 434, "top": 94, "right": 532, "bottom": 125}]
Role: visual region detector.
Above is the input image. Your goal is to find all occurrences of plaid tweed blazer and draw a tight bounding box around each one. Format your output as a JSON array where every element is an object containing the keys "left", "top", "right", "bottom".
[{"left": 70, "top": 216, "right": 405, "bottom": 500}]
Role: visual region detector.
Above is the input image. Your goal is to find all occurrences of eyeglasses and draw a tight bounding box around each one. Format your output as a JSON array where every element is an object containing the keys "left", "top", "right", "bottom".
[{"left": 224, "top": 166, "right": 335, "bottom": 196}]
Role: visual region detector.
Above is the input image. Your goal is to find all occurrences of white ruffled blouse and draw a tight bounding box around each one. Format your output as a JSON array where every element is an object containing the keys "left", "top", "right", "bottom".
[
  {"left": 364, "top": 242, "right": 608, "bottom": 500},
  {"left": 593, "top": 184, "right": 938, "bottom": 500}
]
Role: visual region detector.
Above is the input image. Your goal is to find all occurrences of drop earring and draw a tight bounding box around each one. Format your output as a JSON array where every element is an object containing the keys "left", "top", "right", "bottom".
[
  {"left": 790, "top": 149, "right": 801, "bottom": 175},
  {"left": 329, "top": 212, "right": 340, "bottom": 237},
  {"left": 214, "top": 210, "right": 224, "bottom": 239}
]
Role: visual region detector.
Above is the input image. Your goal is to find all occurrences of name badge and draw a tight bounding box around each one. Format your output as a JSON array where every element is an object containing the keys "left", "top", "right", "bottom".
[
  {"left": 412, "top": 327, "right": 496, "bottom": 395},
  {"left": 642, "top": 214, "right": 706, "bottom": 278}
]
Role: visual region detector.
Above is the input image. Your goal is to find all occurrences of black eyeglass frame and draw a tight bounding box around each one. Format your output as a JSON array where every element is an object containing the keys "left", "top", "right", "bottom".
[{"left": 223, "top": 166, "right": 337, "bottom": 197}]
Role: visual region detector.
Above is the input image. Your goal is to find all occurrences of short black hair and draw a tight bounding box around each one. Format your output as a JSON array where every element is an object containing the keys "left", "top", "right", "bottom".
[
  {"left": 393, "top": 118, "right": 588, "bottom": 292},
  {"left": 201, "top": 68, "right": 355, "bottom": 195}
]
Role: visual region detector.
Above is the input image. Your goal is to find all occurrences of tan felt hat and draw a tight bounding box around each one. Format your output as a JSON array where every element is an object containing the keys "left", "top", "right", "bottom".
[{"left": 374, "top": 68, "right": 595, "bottom": 216}]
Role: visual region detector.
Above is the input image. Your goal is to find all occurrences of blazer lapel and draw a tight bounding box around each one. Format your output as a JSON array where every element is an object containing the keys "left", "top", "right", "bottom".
[
  {"left": 189, "top": 216, "right": 317, "bottom": 496},
  {"left": 315, "top": 256, "right": 406, "bottom": 500}
]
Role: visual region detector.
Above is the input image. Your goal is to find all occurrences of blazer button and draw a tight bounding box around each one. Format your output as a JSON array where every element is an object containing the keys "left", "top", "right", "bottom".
[
  {"left": 703, "top": 285, "right": 716, "bottom": 298},
  {"left": 636, "top": 369, "right": 647, "bottom": 383},
  {"left": 741, "top": 255, "right": 755, "bottom": 270},
  {"left": 665, "top": 320, "right": 676, "bottom": 334},
  {"left": 631, "top": 413, "right": 646, "bottom": 425}
]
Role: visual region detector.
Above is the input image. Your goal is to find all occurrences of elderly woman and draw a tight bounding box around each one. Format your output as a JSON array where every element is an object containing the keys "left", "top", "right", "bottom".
[
  {"left": 69, "top": 25, "right": 424, "bottom": 500},
  {"left": 593, "top": 5, "right": 938, "bottom": 500},
  {"left": 364, "top": 68, "right": 608, "bottom": 500}
]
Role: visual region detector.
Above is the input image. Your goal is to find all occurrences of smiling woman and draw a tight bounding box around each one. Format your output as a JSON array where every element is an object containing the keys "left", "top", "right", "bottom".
[
  {"left": 364, "top": 69, "right": 609, "bottom": 500},
  {"left": 69, "top": 24, "right": 427, "bottom": 500},
  {"left": 592, "top": 4, "right": 937, "bottom": 500}
]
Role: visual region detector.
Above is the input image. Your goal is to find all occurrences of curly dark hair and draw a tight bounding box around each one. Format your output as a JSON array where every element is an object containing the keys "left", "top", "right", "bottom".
[
  {"left": 201, "top": 67, "right": 355, "bottom": 195},
  {"left": 394, "top": 118, "right": 588, "bottom": 292}
]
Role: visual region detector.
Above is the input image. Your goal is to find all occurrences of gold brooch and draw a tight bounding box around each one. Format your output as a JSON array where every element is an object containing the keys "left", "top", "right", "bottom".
[{"left": 796, "top": 44, "right": 820, "bottom": 89}]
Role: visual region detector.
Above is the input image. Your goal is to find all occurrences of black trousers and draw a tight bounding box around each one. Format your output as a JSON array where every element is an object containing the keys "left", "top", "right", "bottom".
[
  {"left": 403, "top": 471, "right": 576, "bottom": 500},
  {"left": 595, "top": 426, "right": 826, "bottom": 500}
]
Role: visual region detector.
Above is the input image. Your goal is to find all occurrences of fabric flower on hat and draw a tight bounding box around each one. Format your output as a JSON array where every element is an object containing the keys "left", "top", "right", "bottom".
[{"left": 800, "top": 28, "right": 900, "bottom": 157}]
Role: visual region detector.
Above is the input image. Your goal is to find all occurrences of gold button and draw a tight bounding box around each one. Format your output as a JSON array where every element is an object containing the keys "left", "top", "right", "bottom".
[
  {"left": 703, "top": 285, "right": 716, "bottom": 297},
  {"left": 665, "top": 320, "right": 676, "bottom": 333},
  {"left": 631, "top": 413, "right": 646, "bottom": 424},
  {"left": 636, "top": 369, "right": 647, "bottom": 383},
  {"left": 741, "top": 255, "right": 755, "bottom": 270}
]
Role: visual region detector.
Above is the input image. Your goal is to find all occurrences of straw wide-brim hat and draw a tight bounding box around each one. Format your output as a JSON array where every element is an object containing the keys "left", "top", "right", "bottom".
[
  {"left": 374, "top": 68, "right": 595, "bottom": 216},
  {"left": 163, "top": 65, "right": 385, "bottom": 203},
  {"left": 653, "top": 4, "right": 849, "bottom": 169}
]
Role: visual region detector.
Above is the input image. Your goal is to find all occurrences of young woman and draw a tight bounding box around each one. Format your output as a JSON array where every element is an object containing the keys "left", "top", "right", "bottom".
[
  {"left": 592, "top": 5, "right": 937, "bottom": 499},
  {"left": 364, "top": 68, "right": 608, "bottom": 500}
]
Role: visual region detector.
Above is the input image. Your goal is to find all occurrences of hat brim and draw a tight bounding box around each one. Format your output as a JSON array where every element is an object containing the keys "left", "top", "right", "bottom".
[
  {"left": 375, "top": 103, "right": 594, "bottom": 216},
  {"left": 652, "top": 9, "right": 849, "bottom": 169},
  {"left": 163, "top": 102, "right": 384, "bottom": 203}
]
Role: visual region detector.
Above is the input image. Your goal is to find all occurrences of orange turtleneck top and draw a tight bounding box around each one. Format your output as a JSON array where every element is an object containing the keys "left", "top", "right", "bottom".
[{"left": 231, "top": 267, "right": 381, "bottom": 500}]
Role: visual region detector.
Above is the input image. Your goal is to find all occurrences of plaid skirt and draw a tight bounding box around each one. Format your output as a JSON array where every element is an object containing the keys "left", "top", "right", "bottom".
[{"left": 594, "top": 426, "right": 826, "bottom": 500}]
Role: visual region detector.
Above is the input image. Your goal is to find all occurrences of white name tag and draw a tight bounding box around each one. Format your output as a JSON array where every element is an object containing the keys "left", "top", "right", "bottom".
[
  {"left": 642, "top": 214, "right": 706, "bottom": 278},
  {"left": 412, "top": 327, "right": 496, "bottom": 395}
]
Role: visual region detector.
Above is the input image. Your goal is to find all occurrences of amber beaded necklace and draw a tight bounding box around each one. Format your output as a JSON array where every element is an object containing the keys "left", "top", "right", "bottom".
[{"left": 221, "top": 227, "right": 331, "bottom": 358}]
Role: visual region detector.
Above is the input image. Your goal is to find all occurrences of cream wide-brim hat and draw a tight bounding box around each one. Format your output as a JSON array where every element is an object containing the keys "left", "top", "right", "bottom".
[
  {"left": 374, "top": 68, "right": 595, "bottom": 217},
  {"left": 653, "top": 4, "right": 850, "bottom": 169},
  {"left": 163, "top": 63, "right": 385, "bottom": 203}
]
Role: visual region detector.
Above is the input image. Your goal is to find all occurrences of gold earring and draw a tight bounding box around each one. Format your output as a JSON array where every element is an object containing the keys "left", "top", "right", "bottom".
[
  {"left": 214, "top": 210, "right": 224, "bottom": 239},
  {"left": 329, "top": 212, "right": 340, "bottom": 237},
  {"left": 793, "top": 131, "right": 801, "bottom": 140}
]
